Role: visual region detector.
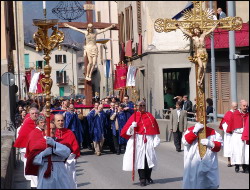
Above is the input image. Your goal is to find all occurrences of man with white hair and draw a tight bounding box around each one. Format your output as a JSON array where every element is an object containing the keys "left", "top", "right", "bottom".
[
  {"left": 227, "top": 100, "right": 249, "bottom": 173},
  {"left": 14, "top": 107, "right": 39, "bottom": 188},
  {"left": 219, "top": 102, "right": 238, "bottom": 167},
  {"left": 121, "top": 101, "right": 160, "bottom": 186}
]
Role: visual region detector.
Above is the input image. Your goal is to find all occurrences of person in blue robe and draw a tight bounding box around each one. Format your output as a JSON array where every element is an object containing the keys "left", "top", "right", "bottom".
[
  {"left": 105, "top": 102, "right": 116, "bottom": 153},
  {"left": 64, "top": 104, "right": 83, "bottom": 147},
  {"left": 87, "top": 103, "right": 108, "bottom": 156},
  {"left": 122, "top": 95, "right": 135, "bottom": 121},
  {"left": 110, "top": 103, "right": 128, "bottom": 155}
]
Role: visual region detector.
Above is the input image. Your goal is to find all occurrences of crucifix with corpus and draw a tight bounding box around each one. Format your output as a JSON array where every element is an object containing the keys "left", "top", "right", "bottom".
[
  {"left": 154, "top": 1, "right": 242, "bottom": 158},
  {"left": 58, "top": 1, "right": 118, "bottom": 105}
]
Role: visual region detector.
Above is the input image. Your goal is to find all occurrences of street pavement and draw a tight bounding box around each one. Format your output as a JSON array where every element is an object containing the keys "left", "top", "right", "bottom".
[{"left": 12, "top": 141, "right": 249, "bottom": 189}]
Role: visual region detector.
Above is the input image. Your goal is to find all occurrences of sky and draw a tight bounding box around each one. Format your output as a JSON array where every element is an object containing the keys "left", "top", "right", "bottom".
[{"left": 23, "top": 1, "right": 89, "bottom": 47}]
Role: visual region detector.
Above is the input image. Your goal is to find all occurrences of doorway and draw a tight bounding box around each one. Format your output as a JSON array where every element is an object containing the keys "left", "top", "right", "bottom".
[{"left": 163, "top": 68, "right": 190, "bottom": 108}]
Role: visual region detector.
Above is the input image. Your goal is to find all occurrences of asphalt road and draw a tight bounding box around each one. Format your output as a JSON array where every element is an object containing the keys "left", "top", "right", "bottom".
[{"left": 75, "top": 141, "right": 249, "bottom": 189}]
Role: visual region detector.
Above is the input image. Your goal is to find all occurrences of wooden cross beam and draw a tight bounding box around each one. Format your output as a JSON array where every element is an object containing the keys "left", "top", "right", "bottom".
[
  {"left": 57, "top": 1, "right": 118, "bottom": 105},
  {"left": 154, "top": 1, "right": 243, "bottom": 158}
]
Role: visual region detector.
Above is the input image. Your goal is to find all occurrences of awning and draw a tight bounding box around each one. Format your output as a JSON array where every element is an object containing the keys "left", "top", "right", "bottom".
[
  {"left": 172, "top": 2, "right": 194, "bottom": 20},
  {"left": 206, "top": 23, "right": 249, "bottom": 49}
]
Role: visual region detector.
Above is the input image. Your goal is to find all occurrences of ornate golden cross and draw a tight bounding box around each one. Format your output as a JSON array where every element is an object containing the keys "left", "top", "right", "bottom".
[{"left": 154, "top": 1, "right": 242, "bottom": 158}]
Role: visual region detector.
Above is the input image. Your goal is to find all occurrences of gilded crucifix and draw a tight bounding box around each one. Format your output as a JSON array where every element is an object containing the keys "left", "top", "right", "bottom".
[{"left": 154, "top": 1, "right": 242, "bottom": 158}]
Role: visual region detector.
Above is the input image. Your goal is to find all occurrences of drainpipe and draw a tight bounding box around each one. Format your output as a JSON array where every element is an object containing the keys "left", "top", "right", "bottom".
[
  {"left": 209, "top": 1, "right": 217, "bottom": 122},
  {"left": 228, "top": 1, "right": 238, "bottom": 102}
]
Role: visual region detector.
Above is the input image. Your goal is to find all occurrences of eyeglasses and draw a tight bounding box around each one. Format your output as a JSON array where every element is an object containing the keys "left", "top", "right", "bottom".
[{"left": 139, "top": 105, "right": 146, "bottom": 107}]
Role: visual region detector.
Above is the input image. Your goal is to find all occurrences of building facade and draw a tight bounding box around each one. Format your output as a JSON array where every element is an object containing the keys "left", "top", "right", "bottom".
[
  {"left": 24, "top": 43, "right": 82, "bottom": 98},
  {"left": 116, "top": 1, "right": 249, "bottom": 118}
]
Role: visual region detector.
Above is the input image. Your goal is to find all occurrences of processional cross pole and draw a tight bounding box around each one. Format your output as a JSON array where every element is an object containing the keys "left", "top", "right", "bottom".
[
  {"left": 154, "top": 1, "right": 242, "bottom": 158},
  {"left": 58, "top": 1, "right": 119, "bottom": 105}
]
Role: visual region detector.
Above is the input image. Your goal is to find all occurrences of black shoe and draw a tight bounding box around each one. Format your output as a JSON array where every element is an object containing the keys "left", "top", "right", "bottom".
[
  {"left": 147, "top": 178, "right": 154, "bottom": 184},
  {"left": 116, "top": 151, "right": 120, "bottom": 155},
  {"left": 242, "top": 165, "right": 249, "bottom": 173},
  {"left": 235, "top": 165, "right": 240, "bottom": 173},
  {"left": 227, "top": 164, "right": 232, "bottom": 167},
  {"left": 140, "top": 180, "right": 146, "bottom": 187},
  {"left": 176, "top": 149, "right": 181, "bottom": 152}
]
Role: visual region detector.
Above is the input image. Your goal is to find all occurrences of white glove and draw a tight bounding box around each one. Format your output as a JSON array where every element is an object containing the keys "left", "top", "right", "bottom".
[
  {"left": 41, "top": 147, "right": 52, "bottom": 157},
  {"left": 46, "top": 137, "right": 56, "bottom": 147},
  {"left": 200, "top": 139, "right": 215, "bottom": 148},
  {"left": 131, "top": 122, "right": 137, "bottom": 128},
  {"left": 193, "top": 122, "right": 204, "bottom": 133}
]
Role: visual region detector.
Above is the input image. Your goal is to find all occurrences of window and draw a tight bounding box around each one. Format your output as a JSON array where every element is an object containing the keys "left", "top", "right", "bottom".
[
  {"left": 56, "top": 71, "right": 67, "bottom": 84},
  {"left": 36, "top": 60, "right": 46, "bottom": 69},
  {"left": 55, "top": 55, "right": 67, "bottom": 63},
  {"left": 97, "top": 11, "right": 101, "bottom": 22}
]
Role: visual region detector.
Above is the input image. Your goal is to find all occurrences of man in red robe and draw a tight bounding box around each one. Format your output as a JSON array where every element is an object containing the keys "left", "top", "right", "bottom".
[
  {"left": 54, "top": 114, "right": 80, "bottom": 188},
  {"left": 227, "top": 100, "right": 249, "bottom": 173},
  {"left": 121, "top": 101, "right": 160, "bottom": 186},
  {"left": 242, "top": 114, "right": 249, "bottom": 145},
  {"left": 219, "top": 102, "right": 238, "bottom": 167},
  {"left": 14, "top": 107, "right": 39, "bottom": 188}
]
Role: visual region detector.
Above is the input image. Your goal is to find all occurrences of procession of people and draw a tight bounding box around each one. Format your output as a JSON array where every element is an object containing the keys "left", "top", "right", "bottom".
[{"left": 7, "top": 0, "right": 248, "bottom": 188}]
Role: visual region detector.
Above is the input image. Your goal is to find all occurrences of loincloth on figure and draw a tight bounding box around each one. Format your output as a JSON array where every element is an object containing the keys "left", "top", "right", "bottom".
[
  {"left": 85, "top": 44, "right": 98, "bottom": 57},
  {"left": 197, "top": 52, "right": 208, "bottom": 62}
]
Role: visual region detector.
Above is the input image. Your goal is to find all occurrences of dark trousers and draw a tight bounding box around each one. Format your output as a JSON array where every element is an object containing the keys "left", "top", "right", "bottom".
[
  {"left": 173, "top": 124, "right": 182, "bottom": 151},
  {"left": 138, "top": 156, "right": 152, "bottom": 181},
  {"left": 113, "top": 131, "right": 121, "bottom": 153}
]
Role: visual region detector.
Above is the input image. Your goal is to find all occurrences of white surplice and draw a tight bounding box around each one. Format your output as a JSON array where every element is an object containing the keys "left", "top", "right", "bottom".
[
  {"left": 230, "top": 128, "right": 249, "bottom": 165},
  {"left": 123, "top": 125, "right": 161, "bottom": 171},
  {"left": 65, "top": 153, "right": 77, "bottom": 189},
  {"left": 182, "top": 129, "right": 223, "bottom": 189}
]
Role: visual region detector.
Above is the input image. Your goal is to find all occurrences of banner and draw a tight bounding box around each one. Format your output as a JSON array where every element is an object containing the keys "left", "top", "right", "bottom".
[
  {"left": 104, "top": 59, "right": 112, "bottom": 78},
  {"left": 126, "top": 65, "right": 137, "bottom": 87},
  {"left": 26, "top": 71, "right": 45, "bottom": 94},
  {"left": 114, "top": 64, "right": 128, "bottom": 89}
]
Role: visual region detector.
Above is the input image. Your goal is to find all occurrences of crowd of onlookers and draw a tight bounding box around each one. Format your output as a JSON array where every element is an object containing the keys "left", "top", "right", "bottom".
[{"left": 164, "top": 88, "right": 214, "bottom": 121}]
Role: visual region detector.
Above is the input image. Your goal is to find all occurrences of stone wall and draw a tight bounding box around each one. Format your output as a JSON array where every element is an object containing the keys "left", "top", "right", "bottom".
[{"left": 1, "top": 131, "right": 16, "bottom": 189}]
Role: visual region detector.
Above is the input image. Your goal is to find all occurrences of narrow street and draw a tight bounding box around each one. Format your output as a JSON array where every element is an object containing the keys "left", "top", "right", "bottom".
[{"left": 12, "top": 141, "right": 249, "bottom": 189}]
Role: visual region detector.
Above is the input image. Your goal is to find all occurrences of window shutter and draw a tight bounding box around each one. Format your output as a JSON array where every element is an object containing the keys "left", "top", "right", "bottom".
[
  {"left": 36, "top": 61, "right": 38, "bottom": 69},
  {"left": 63, "top": 55, "right": 66, "bottom": 63},
  {"left": 129, "top": 5, "right": 134, "bottom": 41},
  {"left": 56, "top": 71, "right": 59, "bottom": 83},
  {"left": 55, "top": 55, "right": 58, "bottom": 63},
  {"left": 64, "top": 71, "right": 66, "bottom": 83},
  {"left": 44, "top": 60, "right": 46, "bottom": 67},
  {"left": 137, "top": 1, "right": 142, "bottom": 34},
  {"left": 221, "top": 71, "right": 230, "bottom": 100},
  {"left": 125, "top": 7, "right": 130, "bottom": 41}
]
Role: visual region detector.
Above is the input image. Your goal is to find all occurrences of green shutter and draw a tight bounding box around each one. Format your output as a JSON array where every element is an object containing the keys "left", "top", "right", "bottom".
[
  {"left": 36, "top": 61, "right": 38, "bottom": 69},
  {"left": 59, "top": 87, "right": 64, "bottom": 97},
  {"left": 44, "top": 60, "right": 46, "bottom": 66},
  {"left": 24, "top": 54, "right": 30, "bottom": 69}
]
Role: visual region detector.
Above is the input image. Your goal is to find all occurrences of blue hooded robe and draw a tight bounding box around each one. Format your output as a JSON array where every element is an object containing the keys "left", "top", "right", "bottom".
[
  {"left": 64, "top": 111, "right": 83, "bottom": 146},
  {"left": 87, "top": 110, "right": 108, "bottom": 142},
  {"left": 110, "top": 111, "right": 128, "bottom": 145}
]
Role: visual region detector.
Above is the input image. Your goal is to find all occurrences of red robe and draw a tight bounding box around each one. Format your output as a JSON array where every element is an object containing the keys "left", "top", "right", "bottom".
[
  {"left": 14, "top": 117, "right": 36, "bottom": 148},
  {"left": 120, "top": 111, "right": 160, "bottom": 140},
  {"left": 226, "top": 110, "right": 249, "bottom": 134},
  {"left": 242, "top": 115, "right": 249, "bottom": 144},
  {"left": 25, "top": 128, "right": 46, "bottom": 176},
  {"left": 55, "top": 128, "right": 80, "bottom": 158},
  {"left": 219, "top": 110, "right": 233, "bottom": 130}
]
